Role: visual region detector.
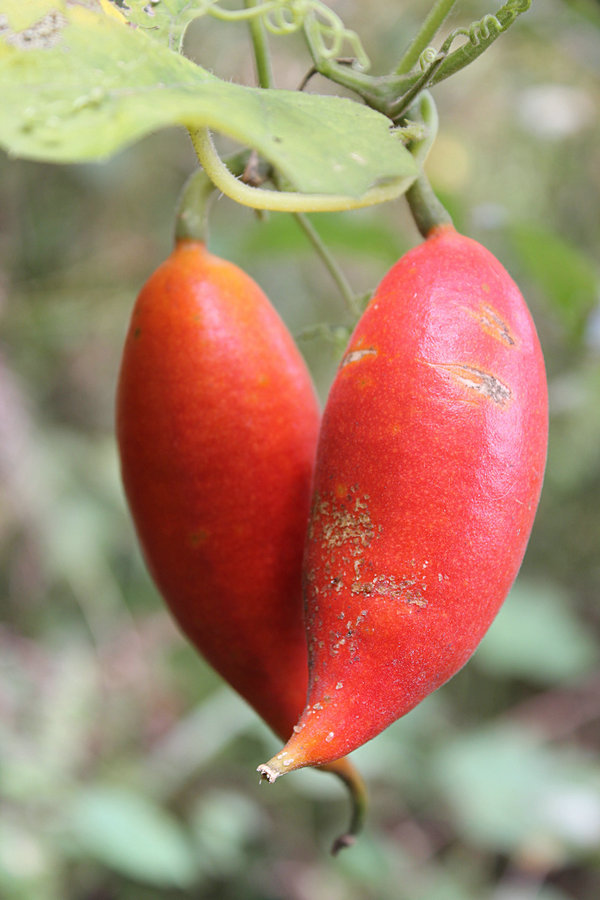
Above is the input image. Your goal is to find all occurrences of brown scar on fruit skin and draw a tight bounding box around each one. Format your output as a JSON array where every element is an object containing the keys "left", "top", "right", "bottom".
[
  {"left": 464, "top": 304, "right": 516, "bottom": 347},
  {"left": 341, "top": 347, "right": 378, "bottom": 367},
  {"left": 428, "top": 362, "right": 512, "bottom": 407}
]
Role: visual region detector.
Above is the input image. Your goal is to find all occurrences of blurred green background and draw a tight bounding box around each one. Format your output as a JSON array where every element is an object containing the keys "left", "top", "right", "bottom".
[{"left": 1, "top": 1, "right": 599, "bottom": 897}]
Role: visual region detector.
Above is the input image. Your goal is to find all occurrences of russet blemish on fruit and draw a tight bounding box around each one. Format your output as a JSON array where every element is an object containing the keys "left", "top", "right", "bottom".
[
  {"left": 463, "top": 302, "right": 516, "bottom": 347},
  {"left": 313, "top": 491, "right": 376, "bottom": 553},
  {"left": 430, "top": 362, "right": 512, "bottom": 407},
  {"left": 351, "top": 573, "right": 428, "bottom": 608},
  {"left": 341, "top": 347, "right": 378, "bottom": 367}
]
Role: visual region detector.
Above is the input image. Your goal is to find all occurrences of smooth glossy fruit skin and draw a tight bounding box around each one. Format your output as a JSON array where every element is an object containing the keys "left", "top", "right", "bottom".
[
  {"left": 116, "top": 238, "right": 321, "bottom": 741},
  {"left": 259, "top": 225, "right": 548, "bottom": 777}
]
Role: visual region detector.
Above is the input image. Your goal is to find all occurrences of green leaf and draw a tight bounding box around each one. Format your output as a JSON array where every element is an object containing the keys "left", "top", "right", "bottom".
[
  {"left": 433, "top": 725, "right": 600, "bottom": 855},
  {"left": 116, "top": 0, "right": 202, "bottom": 50},
  {"left": 473, "top": 580, "right": 598, "bottom": 684},
  {"left": 66, "top": 786, "right": 198, "bottom": 887},
  {"left": 190, "top": 791, "right": 264, "bottom": 876},
  {"left": 0, "top": 1, "right": 416, "bottom": 199}
]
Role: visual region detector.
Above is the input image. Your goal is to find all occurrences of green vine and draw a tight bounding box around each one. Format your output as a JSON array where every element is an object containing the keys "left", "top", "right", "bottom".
[
  {"left": 242, "top": 0, "right": 363, "bottom": 315},
  {"left": 150, "top": 0, "right": 530, "bottom": 215},
  {"left": 120, "top": 0, "right": 531, "bottom": 117},
  {"left": 404, "top": 92, "right": 453, "bottom": 237},
  {"left": 395, "top": 0, "right": 458, "bottom": 75},
  {"left": 187, "top": 128, "right": 415, "bottom": 213},
  {"left": 194, "top": 0, "right": 369, "bottom": 67},
  {"left": 301, "top": 0, "right": 532, "bottom": 119}
]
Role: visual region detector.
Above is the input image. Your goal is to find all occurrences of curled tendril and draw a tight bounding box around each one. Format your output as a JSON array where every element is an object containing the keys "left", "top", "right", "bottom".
[
  {"left": 418, "top": 47, "right": 438, "bottom": 70},
  {"left": 390, "top": 48, "right": 445, "bottom": 120},
  {"left": 195, "top": 0, "right": 369, "bottom": 70},
  {"left": 452, "top": 14, "right": 502, "bottom": 46},
  {"left": 446, "top": 0, "right": 531, "bottom": 50},
  {"left": 199, "top": 0, "right": 282, "bottom": 23},
  {"left": 264, "top": 2, "right": 303, "bottom": 35},
  {"left": 504, "top": 0, "right": 532, "bottom": 19},
  {"left": 496, "top": 0, "right": 532, "bottom": 32},
  {"left": 300, "top": 1, "right": 369, "bottom": 68},
  {"left": 309, "top": 4, "right": 348, "bottom": 59}
]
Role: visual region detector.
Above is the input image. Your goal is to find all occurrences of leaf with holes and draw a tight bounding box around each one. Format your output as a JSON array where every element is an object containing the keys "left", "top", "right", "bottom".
[
  {"left": 116, "top": 0, "right": 203, "bottom": 51},
  {"left": 0, "top": 0, "right": 416, "bottom": 199}
]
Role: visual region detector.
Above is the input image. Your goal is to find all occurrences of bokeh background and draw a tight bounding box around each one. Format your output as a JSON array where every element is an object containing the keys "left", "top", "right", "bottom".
[{"left": 1, "top": 1, "right": 599, "bottom": 897}]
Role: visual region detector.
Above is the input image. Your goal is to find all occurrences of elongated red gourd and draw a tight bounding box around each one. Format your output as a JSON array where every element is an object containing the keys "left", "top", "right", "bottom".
[
  {"left": 116, "top": 239, "right": 320, "bottom": 738},
  {"left": 258, "top": 224, "right": 548, "bottom": 779}
]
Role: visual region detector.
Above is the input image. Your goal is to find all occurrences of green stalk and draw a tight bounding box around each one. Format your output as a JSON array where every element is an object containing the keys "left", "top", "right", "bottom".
[
  {"left": 174, "top": 168, "right": 216, "bottom": 244},
  {"left": 323, "top": 759, "right": 369, "bottom": 855},
  {"left": 405, "top": 174, "right": 452, "bottom": 238},
  {"left": 244, "top": 0, "right": 274, "bottom": 89},
  {"left": 395, "top": 0, "right": 459, "bottom": 75},
  {"left": 175, "top": 152, "right": 250, "bottom": 244},
  {"left": 404, "top": 92, "right": 452, "bottom": 237},
  {"left": 244, "top": 0, "right": 359, "bottom": 316},
  {"left": 293, "top": 213, "right": 360, "bottom": 317}
]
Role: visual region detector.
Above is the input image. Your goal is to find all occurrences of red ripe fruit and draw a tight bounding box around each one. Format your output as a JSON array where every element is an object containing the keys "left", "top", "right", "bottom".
[
  {"left": 116, "top": 239, "right": 363, "bottom": 816},
  {"left": 258, "top": 224, "right": 548, "bottom": 780}
]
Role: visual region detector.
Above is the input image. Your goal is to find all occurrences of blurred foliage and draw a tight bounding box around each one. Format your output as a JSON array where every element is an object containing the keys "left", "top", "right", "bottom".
[{"left": 1, "top": 1, "right": 599, "bottom": 898}]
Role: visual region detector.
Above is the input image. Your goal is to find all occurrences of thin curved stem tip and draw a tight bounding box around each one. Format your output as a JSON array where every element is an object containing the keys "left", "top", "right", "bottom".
[{"left": 257, "top": 756, "right": 368, "bottom": 855}]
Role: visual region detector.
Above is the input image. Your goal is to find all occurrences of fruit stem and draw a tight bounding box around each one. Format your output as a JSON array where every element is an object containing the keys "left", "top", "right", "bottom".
[
  {"left": 319, "top": 757, "right": 369, "bottom": 855},
  {"left": 257, "top": 756, "right": 368, "bottom": 855},
  {"left": 404, "top": 91, "right": 453, "bottom": 238},
  {"left": 406, "top": 173, "right": 452, "bottom": 238},
  {"left": 174, "top": 151, "right": 250, "bottom": 244}
]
